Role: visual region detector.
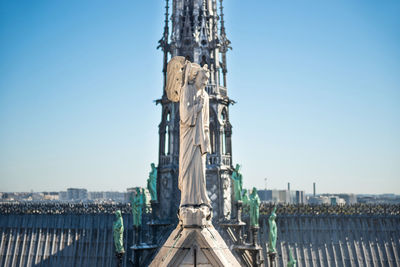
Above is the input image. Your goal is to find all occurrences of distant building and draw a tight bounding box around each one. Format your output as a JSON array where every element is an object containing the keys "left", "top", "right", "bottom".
[
  {"left": 66, "top": 188, "right": 88, "bottom": 201},
  {"left": 329, "top": 196, "right": 346, "bottom": 206},
  {"left": 308, "top": 195, "right": 346, "bottom": 205},
  {"left": 338, "top": 193, "right": 357, "bottom": 204},
  {"left": 258, "top": 189, "right": 306, "bottom": 204},
  {"left": 42, "top": 192, "right": 59, "bottom": 201},
  {"left": 88, "top": 191, "right": 125, "bottom": 202},
  {"left": 295, "top": 190, "right": 306, "bottom": 204},
  {"left": 88, "top": 191, "right": 104, "bottom": 200},
  {"left": 59, "top": 191, "right": 67, "bottom": 201},
  {"left": 308, "top": 195, "right": 330, "bottom": 205}
]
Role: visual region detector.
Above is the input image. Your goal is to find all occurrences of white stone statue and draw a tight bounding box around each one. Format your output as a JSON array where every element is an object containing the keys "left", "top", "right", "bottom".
[{"left": 166, "top": 56, "right": 211, "bottom": 225}]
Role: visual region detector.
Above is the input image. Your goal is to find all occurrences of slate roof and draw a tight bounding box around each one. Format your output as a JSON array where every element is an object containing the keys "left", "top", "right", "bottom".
[{"left": 0, "top": 203, "right": 399, "bottom": 267}]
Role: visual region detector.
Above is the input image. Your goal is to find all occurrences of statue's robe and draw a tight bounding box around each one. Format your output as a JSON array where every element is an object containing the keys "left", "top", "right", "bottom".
[
  {"left": 178, "top": 83, "right": 211, "bottom": 207},
  {"left": 250, "top": 194, "right": 260, "bottom": 227},
  {"left": 113, "top": 213, "right": 125, "bottom": 253},
  {"left": 232, "top": 171, "right": 243, "bottom": 201}
]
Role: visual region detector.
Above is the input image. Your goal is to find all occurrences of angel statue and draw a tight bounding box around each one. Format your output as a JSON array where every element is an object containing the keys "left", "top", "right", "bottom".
[{"left": 166, "top": 56, "right": 211, "bottom": 211}]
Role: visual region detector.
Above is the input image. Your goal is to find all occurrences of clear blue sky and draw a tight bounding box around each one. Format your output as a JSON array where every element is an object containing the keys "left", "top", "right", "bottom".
[{"left": 0, "top": 1, "right": 399, "bottom": 194}]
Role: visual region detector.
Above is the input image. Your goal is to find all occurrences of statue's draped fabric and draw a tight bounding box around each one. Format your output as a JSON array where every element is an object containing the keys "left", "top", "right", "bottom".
[
  {"left": 231, "top": 165, "right": 243, "bottom": 201},
  {"left": 147, "top": 164, "right": 157, "bottom": 201},
  {"left": 178, "top": 82, "right": 211, "bottom": 207},
  {"left": 113, "top": 210, "right": 125, "bottom": 253},
  {"left": 250, "top": 189, "right": 260, "bottom": 227},
  {"left": 269, "top": 208, "right": 278, "bottom": 253},
  {"left": 132, "top": 189, "right": 143, "bottom": 227}
]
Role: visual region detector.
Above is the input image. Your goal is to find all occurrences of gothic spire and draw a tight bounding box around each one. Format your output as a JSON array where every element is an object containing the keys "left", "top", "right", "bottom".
[
  {"left": 218, "top": 0, "right": 231, "bottom": 87},
  {"left": 158, "top": 0, "right": 170, "bottom": 92}
]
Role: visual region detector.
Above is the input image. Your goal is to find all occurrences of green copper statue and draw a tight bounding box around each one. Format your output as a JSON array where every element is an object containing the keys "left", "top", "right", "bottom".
[
  {"left": 113, "top": 210, "right": 125, "bottom": 254},
  {"left": 242, "top": 189, "right": 250, "bottom": 213},
  {"left": 287, "top": 248, "right": 296, "bottom": 267},
  {"left": 268, "top": 206, "right": 277, "bottom": 253},
  {"left": 132, "top": 188, "right": 144, "bottom": 227},
  {"left": 231, "top": 164, "right": 243, "bottom": 201},
  {"left": 147, "top": 163, "right": 157, "bottom": 201},
  {"left": 249, "top": 187, "right": 260, "bottom": 227}
]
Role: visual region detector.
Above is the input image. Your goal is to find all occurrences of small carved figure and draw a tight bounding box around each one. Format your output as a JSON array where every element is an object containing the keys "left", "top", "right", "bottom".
[
  {"left": 132, "top": 188, "right": 143, "bottom": 227},
  {"left": 249, "top": 187, "right": 260, "bottom": 227},
  {"left": 287, "top": 248, "right": 297, "bottom": 267},
  {"left": 147, "top": 163, "right": 157, "bottom": 201},
  {"left": 113, "top": 210, "right": 125, "bottom": 254},
  {"left": 231, "top": 164, "right": 243, "bottom": 201},
  {"left": 268, "top": 206, "right": 278, "bottom": 253}
]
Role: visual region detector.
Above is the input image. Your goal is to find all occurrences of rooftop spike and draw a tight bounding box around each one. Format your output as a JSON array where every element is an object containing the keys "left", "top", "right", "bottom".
[{"left": 158, "top": 0, "right": 170, "bottom": 91}]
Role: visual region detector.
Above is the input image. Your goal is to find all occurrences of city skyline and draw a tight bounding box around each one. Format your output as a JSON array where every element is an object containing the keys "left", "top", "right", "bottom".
[{"left": 1, "top": 1, "right": 399, "bottom": 194}]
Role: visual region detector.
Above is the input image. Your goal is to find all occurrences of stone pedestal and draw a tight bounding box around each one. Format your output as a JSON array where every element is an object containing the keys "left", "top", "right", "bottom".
[
  {"left": 250, "top": 226, "right": 262, "bottom": 266},
  {"left": 251, "top": 226, "right": 259, "bottom": 246},
  {"left": 268, "top": 251, "right": 277, "bottom": 267},
  {"left": 149, "top": 206, "right": 241, "bottom": 267},
  {"left": 179, "top": 205, "right": 212, "bottom": 227},
  {"left": 235, "top": 200, "right": 243, "bottom": 223},
  {"left": 133, "top": 225, "right": 141, "bottom": 245}
]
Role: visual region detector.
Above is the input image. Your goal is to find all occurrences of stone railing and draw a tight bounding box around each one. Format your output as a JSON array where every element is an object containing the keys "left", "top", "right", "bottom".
[
  {"left": 205, "top": 84, "right": 227, "bottom": 97},
  {"left": 218, "top": 85, "right": 227, "bottom": 97},
  {"left": 207, "top": 154, "right": 231, "bottom": 166},
  {"left": 159, "top": 155, "right": 178, "bottom": 166},
  {"left": 2, "top": 202, "right": 399, "bottom": 216},
  {"left": 221, "top": 154, "right": 231, "bottom": 166},
  {"left": 205, "top": 84, "right": 216, "bottom": 95},
  {"left": 159, "top": 155, "right": 172, "bottom": 165},
  {"left": 0, "top": 202, "right": 132, "bottom": 215},
  {"left": 259, "top": 203, "right": 400, "bottom": 216}
]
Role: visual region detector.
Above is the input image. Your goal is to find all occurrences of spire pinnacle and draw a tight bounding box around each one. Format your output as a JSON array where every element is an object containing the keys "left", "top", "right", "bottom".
[
  {"left": 219, "top": 0, "right": 231, "bottom": 53},
  {"left": 158, "top": 0, "right": 170, "bottom": 91}
]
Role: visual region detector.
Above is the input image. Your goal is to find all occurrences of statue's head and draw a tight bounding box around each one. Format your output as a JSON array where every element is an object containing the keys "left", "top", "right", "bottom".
[
  {"left": 251, "top": 187, "right": 257, "bottom": 196},
  {"left": 187, "top": 63, "right": 210, "bottom": 90},
  {"left": 165, "top": 57, "right": 210, "bottom": 102},
  {"left": 115, "top": 210, "right": 122, "bottom": 218},
  {"left": 235, "top": 164, "right": 241, "bottom": 171},
  {"left": 242, "top": 189, "right": 248, "bottom": 198},
  {"left": 151, "top": 163, "right": 155, "bottom": 169},
  {"left": 270, "top": 206, "right": 277, "bottom": 219}
]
